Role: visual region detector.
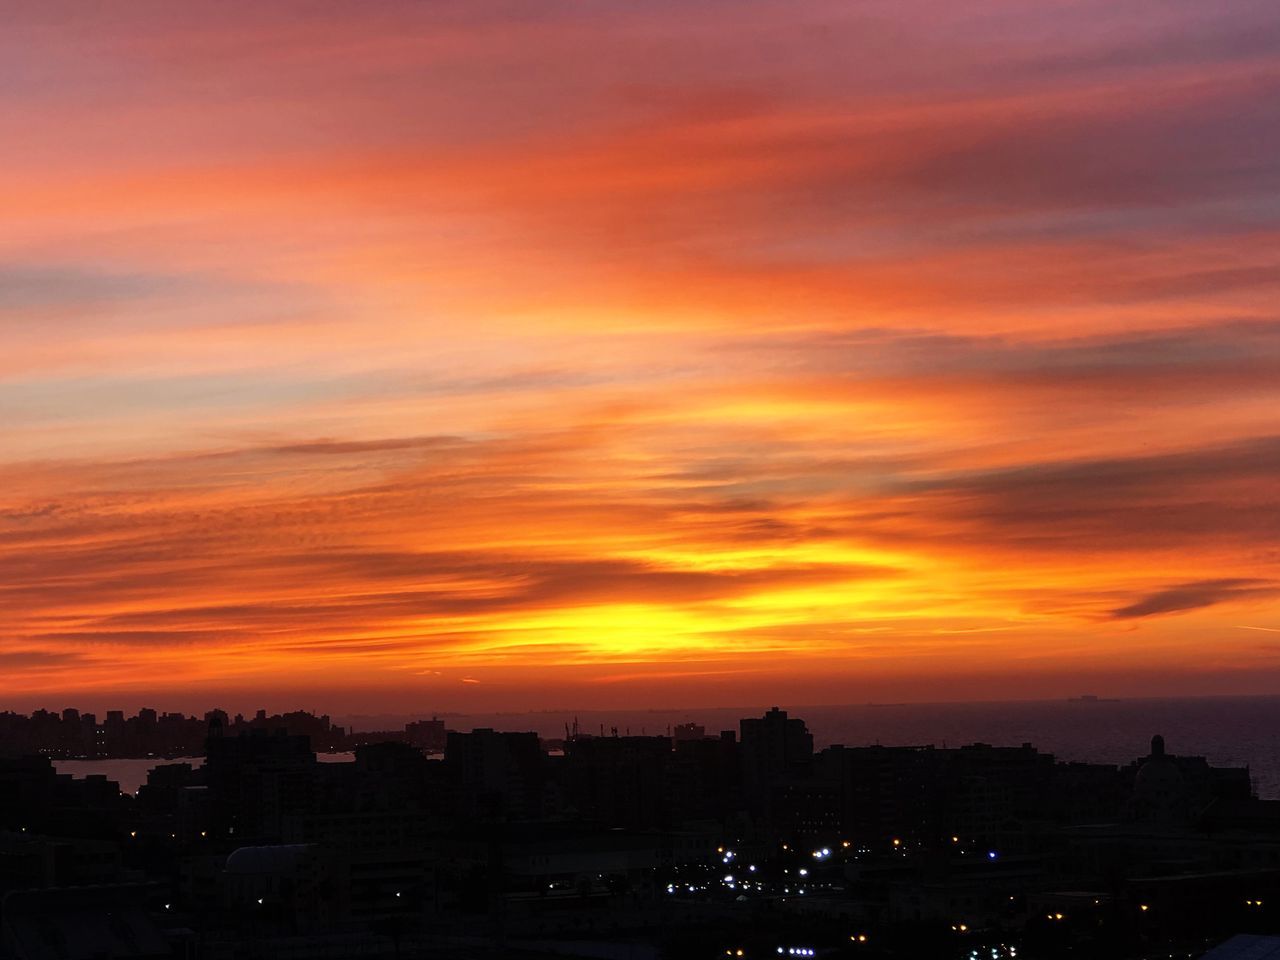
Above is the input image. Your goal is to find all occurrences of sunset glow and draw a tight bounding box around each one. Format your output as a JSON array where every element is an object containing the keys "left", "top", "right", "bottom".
[{"left": 4, "top": 1, "right": 1279, "bottom": 711}]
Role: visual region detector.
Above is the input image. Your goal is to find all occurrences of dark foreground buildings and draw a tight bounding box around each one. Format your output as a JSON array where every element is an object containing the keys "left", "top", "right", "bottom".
[{"left": 0, "top": 706, "right": 1275, "bottom": 959}]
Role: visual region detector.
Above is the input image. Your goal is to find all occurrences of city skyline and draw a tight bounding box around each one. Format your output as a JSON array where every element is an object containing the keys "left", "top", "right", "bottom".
[
  {"left": 4, "top": 0, "right": 1280, "bottom": 710},
  {"left": 10, "top": 701, "right": 1262, "bottom": 959}
]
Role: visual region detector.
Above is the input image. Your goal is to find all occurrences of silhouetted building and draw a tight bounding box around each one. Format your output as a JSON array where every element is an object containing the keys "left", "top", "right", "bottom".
[
  {"left": 1, "top": 886, "right": 175, "bottom": 960},
  {"left": 563, "top": 735, "right": 673, "bottom": 828},
  {"left": 446, "top": 729, "right": 544, "bottom": 820},
  {"left": 740, "top": 707, "right": 813, "bottom": 825},
  {"left": 1128, "top": 734, "right": 1251, "bottom": 825},
  {"left": 204, "top": 730, "right": 317, "bottom": 843},
  {"left": 404, "top": 717, "right": 447, "bottom": 752}
]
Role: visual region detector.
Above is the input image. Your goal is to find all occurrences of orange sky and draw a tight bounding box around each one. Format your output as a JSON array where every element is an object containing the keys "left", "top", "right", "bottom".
[{"left": 3, "top": 0, "right": 1279, "bottom": 713}]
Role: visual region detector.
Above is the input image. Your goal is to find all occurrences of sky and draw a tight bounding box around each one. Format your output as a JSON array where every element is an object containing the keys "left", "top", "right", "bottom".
[{"left": 3, "top": 0, "right": 1280, "bottom": 714}]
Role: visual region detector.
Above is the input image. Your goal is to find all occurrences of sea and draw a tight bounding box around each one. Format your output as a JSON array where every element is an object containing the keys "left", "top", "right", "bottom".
[{"left": 54, "top": 695, "right": 1280, "bottom": 799}]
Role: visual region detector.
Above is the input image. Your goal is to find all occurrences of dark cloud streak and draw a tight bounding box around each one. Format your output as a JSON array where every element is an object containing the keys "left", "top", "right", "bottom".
[{"left": 1109, "top": 578, "right": 1278, "bottom": 619}]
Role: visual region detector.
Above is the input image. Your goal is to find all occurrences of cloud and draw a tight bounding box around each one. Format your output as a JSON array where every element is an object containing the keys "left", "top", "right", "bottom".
[
  {"left": 271, "top": 436, "right": 466, "bottom": 456},
  {"left": 0, "top": 650, "right": 88, "bottom": 668},
  {"left": 886, "top": 435, "right": 1280, "bottom": 553},
  {"left": 3, "top": 0, "right": 1280, "bottom": 703},
  {"left": 1109, "top": 579, "right": 1279, "bottom": 620}
]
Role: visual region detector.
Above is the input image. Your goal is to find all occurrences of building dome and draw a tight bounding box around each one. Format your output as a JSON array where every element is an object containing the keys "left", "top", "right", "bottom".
[{"left": 225, "top": 844, "right": 313, "bottom": 875}]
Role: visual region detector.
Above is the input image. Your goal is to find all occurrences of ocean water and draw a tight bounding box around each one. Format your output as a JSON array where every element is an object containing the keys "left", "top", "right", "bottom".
[{"left": 51, "top": 696, "right": 1280, "bottom": 799}]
